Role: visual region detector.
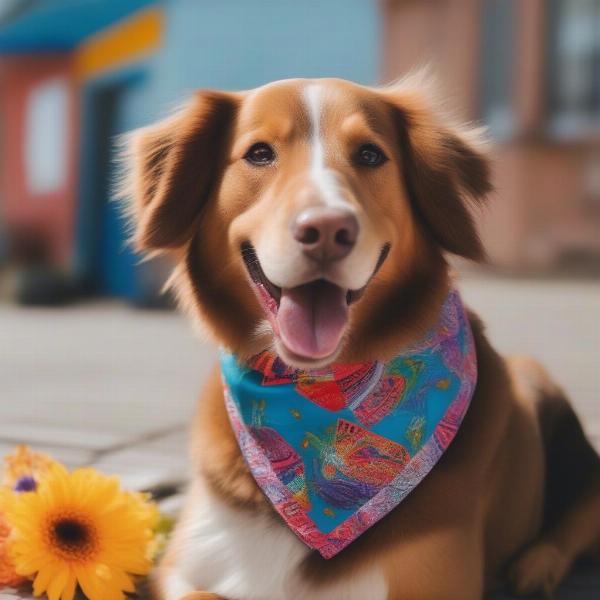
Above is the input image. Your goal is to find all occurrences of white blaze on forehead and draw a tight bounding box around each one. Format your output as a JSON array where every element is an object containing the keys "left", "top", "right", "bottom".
[
  {"left": 303, "top": 83, "right": 349, "bottom": 208},
  {"left": 305, "top": 84, "right": 325, "bottom": 172}
]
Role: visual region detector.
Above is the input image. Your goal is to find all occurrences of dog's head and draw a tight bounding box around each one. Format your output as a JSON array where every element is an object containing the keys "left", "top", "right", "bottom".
[{"left": 123, "top": 76, "right": 491, "bottom": 367}]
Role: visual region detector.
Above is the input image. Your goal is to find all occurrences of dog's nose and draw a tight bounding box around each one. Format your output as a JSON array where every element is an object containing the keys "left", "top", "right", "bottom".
[{"left": 292, "top": 207, "right": 359, "bottom": 262}]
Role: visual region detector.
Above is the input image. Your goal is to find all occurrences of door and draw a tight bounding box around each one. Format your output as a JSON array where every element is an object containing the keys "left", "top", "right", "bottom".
[
  {"left": 81, "top": 79, "right": 139, "bottom": 299},
  {"left": 94, "top": 84, "right": 136, "bottom": 297}
]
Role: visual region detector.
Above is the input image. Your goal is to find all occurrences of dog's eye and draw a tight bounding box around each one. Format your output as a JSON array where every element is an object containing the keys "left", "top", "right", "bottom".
[
  {"left": 244, "top": 142, "right": 276, "bottom": 166},
  {"left": 355, "top": 143, "right": 387, "bottom": 167}
]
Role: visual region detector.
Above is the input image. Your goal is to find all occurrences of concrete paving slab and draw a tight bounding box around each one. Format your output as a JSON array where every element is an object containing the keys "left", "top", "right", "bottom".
[
  {"left": 0, "top": 422, "right": 122, "bottom": 450},
  {"left": 460, "top": 277, "right": 600, "bottom": 430},
  {"left": 90, "top": 444, "right": 189, "bottom": 492},
  {"left": 0, "top": 301, "right": 215, "bottom": 444}
]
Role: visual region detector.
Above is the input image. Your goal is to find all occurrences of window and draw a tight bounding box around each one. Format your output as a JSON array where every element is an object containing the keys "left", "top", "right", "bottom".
[
  {"left": 24, "top": 77, "right": 69, "bottom": 195},
  {"left": 548, "top": 0, "right": 600, "bottom": 134},
  {"left": 479, "top": 0, "right": 516, "bottom": 139}
]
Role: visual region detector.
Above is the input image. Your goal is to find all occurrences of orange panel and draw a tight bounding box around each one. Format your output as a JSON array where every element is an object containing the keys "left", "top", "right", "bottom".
[{"left": 75, "top": 8, "right": 162, "bottom": 79}]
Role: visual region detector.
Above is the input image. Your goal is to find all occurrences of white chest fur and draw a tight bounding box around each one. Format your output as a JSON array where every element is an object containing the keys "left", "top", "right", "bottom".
[{"left": 165, "top": 484, "right": 388, "bottom": 600}]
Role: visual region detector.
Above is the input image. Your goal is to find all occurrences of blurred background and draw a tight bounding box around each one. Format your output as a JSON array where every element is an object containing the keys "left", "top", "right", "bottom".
[
  {"left": 0, "top": 2, "right": 598, "bottom": 594},
  {"left": 0, "top": 0, "right": 599, "bottom": 303}
]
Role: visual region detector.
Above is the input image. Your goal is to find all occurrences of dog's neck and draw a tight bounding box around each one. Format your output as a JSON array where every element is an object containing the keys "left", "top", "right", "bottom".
[{"left": 219, "top": 288, "right": 477, "bottom": 558}]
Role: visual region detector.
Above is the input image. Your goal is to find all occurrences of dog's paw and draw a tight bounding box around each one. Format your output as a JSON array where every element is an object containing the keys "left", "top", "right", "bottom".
[{"left": 507, "top": 542, "right": 571, "bottom": 598}]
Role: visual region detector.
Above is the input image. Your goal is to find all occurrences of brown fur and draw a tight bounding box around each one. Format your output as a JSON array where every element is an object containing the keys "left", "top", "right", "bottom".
[
  {"left": 127, "top": 91, "right": 238, "bottom": 251},
  {"left": 383, "top": 86, "right": 492, "bottom": 261},
  {"left": 122, "top": 76, "right": 600, "bottom": 599}
]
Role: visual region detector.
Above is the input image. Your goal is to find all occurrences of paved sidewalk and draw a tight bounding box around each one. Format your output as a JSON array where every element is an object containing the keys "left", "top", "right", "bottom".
[
  {"left": 0, "top": 300, "right": 215, "bottom": 490},
  {"left": 462, "top": 276, "right": 600, "bottom": 447},
  {"left": 0, "top": 275, "right": 598, "bottom": 598}
]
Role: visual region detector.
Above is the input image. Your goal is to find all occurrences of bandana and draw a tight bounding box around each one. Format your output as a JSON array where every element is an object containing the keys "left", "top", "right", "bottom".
[{"left": 220, "top": 288, "right": 476, "bottom": 558}]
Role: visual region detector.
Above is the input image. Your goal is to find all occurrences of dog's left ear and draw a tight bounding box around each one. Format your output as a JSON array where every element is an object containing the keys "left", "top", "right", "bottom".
[
  {"left": 382, "top": 84, "right": 493, "bottom": 260},
  {"left": 121, "top": 91, "right": 238, "bottom": 251}
]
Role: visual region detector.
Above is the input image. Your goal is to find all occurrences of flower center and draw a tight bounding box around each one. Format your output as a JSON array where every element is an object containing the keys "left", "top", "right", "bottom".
[
  {"left": 46, "top": 514, "right": 99, "bottom": 561},
  {"left": 53, "top": 519, "right": 89, "bottom": 548}
]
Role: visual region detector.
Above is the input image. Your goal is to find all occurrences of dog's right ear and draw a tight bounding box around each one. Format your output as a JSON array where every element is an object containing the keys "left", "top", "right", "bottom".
[
  {"left": 380, "top": 76, "right": 492, "bottom": 261},
  {"left": 123, "top": 91, "right": 238, "bottom": 251}
]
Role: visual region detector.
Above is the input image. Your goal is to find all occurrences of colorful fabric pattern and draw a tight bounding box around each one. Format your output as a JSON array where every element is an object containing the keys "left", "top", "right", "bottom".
[{"left": 220, "top": 289, "right": 477, "bottom": 558}]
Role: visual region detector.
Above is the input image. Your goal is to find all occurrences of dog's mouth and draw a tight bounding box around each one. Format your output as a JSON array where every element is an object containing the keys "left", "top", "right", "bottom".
[{"left": 241, "top": 242, "right": 389, "bottom": 362}]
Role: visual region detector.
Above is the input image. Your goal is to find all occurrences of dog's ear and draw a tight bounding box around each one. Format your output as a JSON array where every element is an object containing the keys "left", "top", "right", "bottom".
[
  {"left": 382, "top": 83, "right": 492, "bottom": 260},
  {"left": 122, "top": 91, "right": 238, "bottom": 251}
]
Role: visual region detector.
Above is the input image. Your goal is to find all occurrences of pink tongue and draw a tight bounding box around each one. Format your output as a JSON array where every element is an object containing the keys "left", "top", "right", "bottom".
[{"left": 277, "top": 281, "right": 348, "bottom": 360}]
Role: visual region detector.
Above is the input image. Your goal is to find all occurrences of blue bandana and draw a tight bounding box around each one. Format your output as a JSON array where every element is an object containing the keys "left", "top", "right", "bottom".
[{"left": 220, "top": 289, "right": 476, "bottom": 558}]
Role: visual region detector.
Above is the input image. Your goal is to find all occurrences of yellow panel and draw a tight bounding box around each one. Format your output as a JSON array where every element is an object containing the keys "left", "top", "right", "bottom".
[{"left": 76, "top": 8, "right": 163, "bottom": 79}]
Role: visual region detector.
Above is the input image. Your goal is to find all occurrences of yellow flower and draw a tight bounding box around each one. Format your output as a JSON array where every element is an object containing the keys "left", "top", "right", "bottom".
[
  {"left": 2, "top": 445, "right": 57, "bottom": 490},
  {"left": 4, "top": 463, "right": 158, "bottom": 600}
]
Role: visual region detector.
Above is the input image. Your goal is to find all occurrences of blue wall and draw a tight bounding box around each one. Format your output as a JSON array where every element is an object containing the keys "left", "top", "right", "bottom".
[{"left": 147, "top": 0, "right": 379, "bottom": 118}]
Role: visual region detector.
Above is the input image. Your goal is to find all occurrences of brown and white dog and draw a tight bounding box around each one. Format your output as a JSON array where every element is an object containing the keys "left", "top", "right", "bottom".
[{"left": 123, "top": 76, "right": 600, "bottom": 600}]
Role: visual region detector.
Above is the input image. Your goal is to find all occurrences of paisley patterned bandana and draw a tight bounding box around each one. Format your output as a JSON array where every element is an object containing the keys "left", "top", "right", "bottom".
[{"left": 220, "top": 288, "right": 477, "bottom": 558}]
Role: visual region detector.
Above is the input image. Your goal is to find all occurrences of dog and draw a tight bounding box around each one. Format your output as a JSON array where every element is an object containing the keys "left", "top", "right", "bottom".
[{"left": 122, "top": 75, "right": 600, "bottom": 600}]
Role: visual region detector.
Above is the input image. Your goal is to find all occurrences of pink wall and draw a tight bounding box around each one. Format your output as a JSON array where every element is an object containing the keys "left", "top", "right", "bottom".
[
  {"left": 0, "top": 55, "right": 79, "bottom": 266},
  {"left": 481, "top": 143, "right": 600, "bottom": 268},
  {"left": 382, "top": 0, "right": 600, "bottom": 269}
]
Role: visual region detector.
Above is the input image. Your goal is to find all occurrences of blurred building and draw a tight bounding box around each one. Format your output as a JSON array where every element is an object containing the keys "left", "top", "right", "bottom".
[
  {"left": 0, "top": 0, "right": 597, "bottom": 306},
  {"left": 0, "top": 0, "right": 378, "bottom": 303},
  {"left": 383, "top": 0, "right": 600, "bottom": 271}
]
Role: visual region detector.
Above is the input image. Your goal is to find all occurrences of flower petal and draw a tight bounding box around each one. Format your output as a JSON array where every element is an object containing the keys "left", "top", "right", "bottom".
[
  {"left": 33, "top": 564, "right": 54, "bottom": 596},
  {"left": 46, "top": 566, "right": 69, "bottom": 600},
  {"left": 61, "top": 572, "right": 77, "bottom": 600},
  {"left": 75, "top": 565, "right": 102, "bottom": 600}
]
